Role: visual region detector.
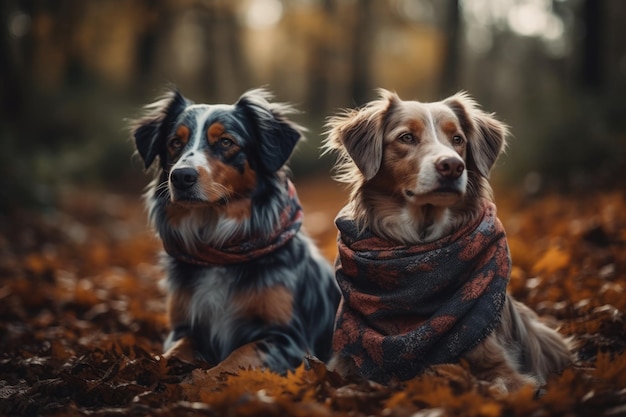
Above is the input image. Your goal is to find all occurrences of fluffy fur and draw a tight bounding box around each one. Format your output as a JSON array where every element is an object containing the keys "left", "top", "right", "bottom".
[
  {"left": 131, "top": 88, "right": 340, "bottom": 375},
  {"left": 324, "top": 89, "right": 573, "bottom": 391}
]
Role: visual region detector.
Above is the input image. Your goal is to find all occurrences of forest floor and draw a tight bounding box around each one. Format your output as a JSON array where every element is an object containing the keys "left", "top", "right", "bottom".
[{"left": 1, "top": 176, "right": 625, "bottom": 416}]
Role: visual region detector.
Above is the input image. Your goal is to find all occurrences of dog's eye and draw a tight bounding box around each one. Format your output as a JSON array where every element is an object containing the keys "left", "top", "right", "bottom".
[
  {"left": 168, "top": 137, "right": 184, "bottom": 150},
  {"left": 452, "top": 135, "right": 465, "bottom": 146},
  {"left": 219, "top": 138, "right": 234, "bottom": 148},
  {"left": 398, "top": 133, "right": 416, "bottom": 144}
]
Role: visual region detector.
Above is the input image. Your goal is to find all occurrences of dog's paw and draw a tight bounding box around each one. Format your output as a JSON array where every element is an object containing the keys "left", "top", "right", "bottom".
[
  {"left": 161, "top": 336, "right": 196, "bottom": 363},
  {"left": 488, "top": 373, "right": 538, "bottom": 395}
]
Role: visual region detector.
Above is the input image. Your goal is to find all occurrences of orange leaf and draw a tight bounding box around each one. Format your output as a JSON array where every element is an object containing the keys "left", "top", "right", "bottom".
[{"left": 531, "top": 246, "right": 570, "bottom": 275}]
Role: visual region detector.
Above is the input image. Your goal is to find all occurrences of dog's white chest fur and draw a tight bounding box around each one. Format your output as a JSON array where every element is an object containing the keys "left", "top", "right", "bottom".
[
  {"left": 389, "top": 206, "right": 456, "bottom": 243},
  {"left": 189, "top": 268, "right": 232, "bottom": 320},
  {"left": 186, "top": 268, "right": 239, "bottom": 350}
]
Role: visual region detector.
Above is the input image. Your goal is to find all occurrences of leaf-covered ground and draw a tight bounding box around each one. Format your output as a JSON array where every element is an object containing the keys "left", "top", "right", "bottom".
[{"left": 1, "top": 178, "right": 625, "bottom": 416}]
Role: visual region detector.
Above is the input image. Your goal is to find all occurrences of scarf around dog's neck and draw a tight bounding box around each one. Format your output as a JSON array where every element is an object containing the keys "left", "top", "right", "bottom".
[
  {"left": 332, "top": 202, "right": 511, "bottom": 383},
  {"left": 163, "top": 180, "right": 303, "bottom": 266}
]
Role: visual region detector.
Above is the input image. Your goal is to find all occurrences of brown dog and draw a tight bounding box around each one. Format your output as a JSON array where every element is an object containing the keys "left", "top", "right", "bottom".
[{"left": 324, "top": 89, "right": 573, "bottom": 392}]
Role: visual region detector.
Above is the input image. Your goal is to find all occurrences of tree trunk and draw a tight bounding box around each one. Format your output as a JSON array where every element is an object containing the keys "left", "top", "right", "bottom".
[
  {"left": 439, "top": 0, "right": 461, "bottom": 96},
  {"left": 350, "top": 0, "right": 374, "bottom": 105},
  {"left": 580, "top": 0, "right": 604, "bottom": 91}
]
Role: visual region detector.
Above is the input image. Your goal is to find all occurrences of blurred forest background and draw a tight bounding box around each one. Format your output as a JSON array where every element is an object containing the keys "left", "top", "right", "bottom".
[
  {"left": 1, "top": 0, "right": 625, "bottom": 212},
  {"left": 2, "top": 3, "right": 626, "bottom": 414}
]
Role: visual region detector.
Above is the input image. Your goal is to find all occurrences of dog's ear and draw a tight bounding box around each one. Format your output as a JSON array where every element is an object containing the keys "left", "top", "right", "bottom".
[
  {"left": 324, "top": 89, "right": 398, "bottom": 180},
  {"left": 132, "top": 89, "right": 188, "bottom": 169},
  {"left": 236, "top": 89, "right": 304, "bottom": 173},
  {"left": 444, "top": 92, "right": 508, "bottom": 178}
]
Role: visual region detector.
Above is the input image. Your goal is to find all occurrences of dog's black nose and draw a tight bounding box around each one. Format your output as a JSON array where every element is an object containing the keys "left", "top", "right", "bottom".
[
  {"left": 436, "top": 157, "right": 465, "bottom": 179},
  {"left": 171, "top": 168, "right": 199, "bottom": 190}
]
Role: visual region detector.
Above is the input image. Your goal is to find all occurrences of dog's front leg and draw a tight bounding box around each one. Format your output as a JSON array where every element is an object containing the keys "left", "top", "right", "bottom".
[
  {"left": 205, "top": 330, "right": 306, "bottom": 377},
  {"left": 162, "top": 326, "right": 196, "bottom": 362},
  {"left": 464, "top": 334, "right": 537, "bottom": 393},
  {"left": 163, "top": 335, "right": 195, "bottom": 362},
  {"left": 163, "top": 288, "right": 196, "bottom": 362}
]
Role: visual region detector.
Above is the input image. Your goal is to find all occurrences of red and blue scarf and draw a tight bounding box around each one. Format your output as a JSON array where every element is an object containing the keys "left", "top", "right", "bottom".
[
  {"left": 163, "top": 180, "right": 303, "bottom": 266},
  {"left": 332, "top": 202, "right": 510, "bottom": 383}
]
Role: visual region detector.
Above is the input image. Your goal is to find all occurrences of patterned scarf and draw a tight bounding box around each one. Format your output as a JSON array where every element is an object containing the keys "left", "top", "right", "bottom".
[
  {"left": 163, "top": 181, "right": 303, "bottom": 266},
  {"left": 332, "top": 202, "right": 510, "bottom": 383}
]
